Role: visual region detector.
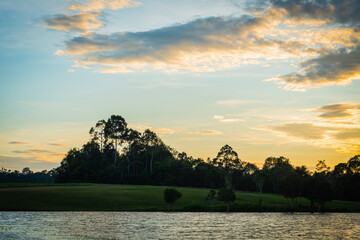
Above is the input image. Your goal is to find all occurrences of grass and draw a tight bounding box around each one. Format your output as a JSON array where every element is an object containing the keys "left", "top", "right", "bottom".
[{"left": 0, "top": 183, "right": 359, "bottom": 212}]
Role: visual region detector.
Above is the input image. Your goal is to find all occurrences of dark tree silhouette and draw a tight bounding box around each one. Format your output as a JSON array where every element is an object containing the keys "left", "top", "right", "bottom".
[
  {"left": 213, "top": 145, "right": 241, "bottom": 189},
  {"left": 283, "top": 173, "right": 301, "bottom": 210},
  {"left": 304, "top": 176, "right": 333, "bottom": 213},
  {"left": 217, "top": 188, "right": 236, "bottom": 212},
  {"left": 104, "top": 115, "right": 128, "bottom": 164},
  {"left": 206, "top": 189, "right": 216, "bottom": 211},
  {"left": 89, "top": 119, "right": 106, "bottom": 152},
  {"left": 164, "top": 188, "right": 182, "bottom": 210}
]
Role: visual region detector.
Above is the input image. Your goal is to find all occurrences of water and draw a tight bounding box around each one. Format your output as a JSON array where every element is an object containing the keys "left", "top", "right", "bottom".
[{"left": 0, "top": 212, "right": 359, "bottom": 239}]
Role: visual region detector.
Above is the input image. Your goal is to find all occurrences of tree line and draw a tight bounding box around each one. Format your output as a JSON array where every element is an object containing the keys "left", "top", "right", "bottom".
[{"left": 1, "top": 115, "right": 359, "bottom": 208}]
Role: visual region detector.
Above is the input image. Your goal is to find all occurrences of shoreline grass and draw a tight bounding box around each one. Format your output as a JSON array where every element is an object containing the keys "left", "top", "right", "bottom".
[{"left": 1, "top": 183, "right": 359, "bottom": 212}]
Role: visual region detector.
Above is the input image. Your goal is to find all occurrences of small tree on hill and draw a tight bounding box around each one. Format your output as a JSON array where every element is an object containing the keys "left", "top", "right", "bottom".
[
  {"left": 217, "top": 188, "right": 236, "bottom": 212},
  {"left": 206, "top": 189, "right": 216, "bottom": 211},
  {"left": 164, "top": 188, "right": 182, "bottom": 211}
]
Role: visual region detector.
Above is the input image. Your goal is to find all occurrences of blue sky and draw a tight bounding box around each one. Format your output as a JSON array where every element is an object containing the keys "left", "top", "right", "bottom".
[{"left": 1, "top": 0, "right": 359, "bottom": 171}]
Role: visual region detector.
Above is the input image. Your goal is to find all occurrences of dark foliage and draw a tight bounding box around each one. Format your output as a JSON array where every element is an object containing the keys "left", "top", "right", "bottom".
[{"left": 164, "top": 188, "right": 182, "bottom": 210}]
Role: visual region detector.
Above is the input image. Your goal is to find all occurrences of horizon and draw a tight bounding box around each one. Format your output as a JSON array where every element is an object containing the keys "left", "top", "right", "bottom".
[{"left": 1, "top": 0, "right": 359, "bottom": 172}]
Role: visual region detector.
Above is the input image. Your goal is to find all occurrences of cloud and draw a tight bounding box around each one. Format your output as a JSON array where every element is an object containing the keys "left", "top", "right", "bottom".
[
  {"left": 316, "top": 103, "right": 360, "bottom": 119},
  {"left": 258, "top": 123, "right": 334, "bottom": 140},
  {"left": 47, "top": 143, "right": 69, "bottom": 147},
  {"left": 68, "top": 0, "right": 141, "bottom": 12},
  {"left": 130, "top": 124, "right": 175, "bottom": 134},
  {"left": 131, "top": 124, "right": 223, "bottom": 136},
  {"left": 267, "top": 47, "right": 360, "bottom": 91},
  {"left": 335, "top": 128, "right": 360, "bottom": 140},
  {"left": 213, "top": 115, "right": 243, "bottom": 123},
  {"left": 67, "top": 69, "right": 75, "bottom": 72},
  {"left": 152, "top": 128, "right": 176, "bottom": 134},
  {"left": 269, "top": 0, "right": 360, "bottom": 25},
  {"left": 50, "top": 139, "right": 72, "bottom": 142},
  {"left": 257, "top": 122, "right": 360, "bottom": 153},
  {"left": 44, "top": 12, "right": 103, "bottom": 35},
  {"left": 57, "top": 11, "right": 315, "bottom": 72},
  {"left": 0, "top": 155, "right": 58, "bottom": 171},
  {"left": 49, "top": 0, "right": 359, "bottom": 91},
  {"left": 12, "top": 149, "right": 66, "bottom": 163},
  {"left": 8, "top": 141, "right": 27, "bottom": 145},
  {"left": 200, "top": 130, "right": 223, "bottom": 135},
  {"left": 216, "top": 99, "right": 248, "bottom": 106},
  {"left": 44, "top": 0, "right": 140, "bottom": 35}
]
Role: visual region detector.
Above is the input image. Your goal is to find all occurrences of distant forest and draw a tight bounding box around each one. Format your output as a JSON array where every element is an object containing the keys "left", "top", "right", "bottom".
[{"left": 1, "top": 115, "right": 360, "bottom": 204}]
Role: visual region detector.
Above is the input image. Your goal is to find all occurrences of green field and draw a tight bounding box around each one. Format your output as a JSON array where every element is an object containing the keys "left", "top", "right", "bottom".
[{"left": 1, "top": 183, "right": 359, "bottom": 212}]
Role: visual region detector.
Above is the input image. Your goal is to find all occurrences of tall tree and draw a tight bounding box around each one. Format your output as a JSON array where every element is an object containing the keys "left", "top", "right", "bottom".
[
  {"left": 89, "top": 119, "right": 106, "bottom": 152},
  {"left": 213, "top": 145, "right": 241, "bottom": 189},
  {"left": 263, "top": 156, "right": 293, "bottom": 193},
  {"left": 104, "top": 115, "right": 128, "bottom": 164},
  {"left": 142, "top": 129, "right": 162, "bottom": 172}
]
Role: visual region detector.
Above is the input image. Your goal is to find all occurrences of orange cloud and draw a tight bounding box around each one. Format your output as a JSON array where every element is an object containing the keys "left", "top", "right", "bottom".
[
  {"left": 45, "top": 12, "right": 103, "bottom": 35},
  {"left": 68, "top": 0, "right": 141, "bottom": 12},
  {"left": 214, "top": 115, "right": 243, "bottom": 123},
  {"left": 316, "top": 103, "right": 360, "bottom": 119},
  {"left": 13, "top": 149, "right": 66, "bottom": 163},
  {"left": 200, "top": 130, "right": 223, "bottom": 135}
]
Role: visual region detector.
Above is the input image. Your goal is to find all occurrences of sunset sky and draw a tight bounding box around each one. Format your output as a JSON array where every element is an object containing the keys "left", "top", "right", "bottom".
[{"left": 1, "top": 0, "right": 359, "bottom": 171}]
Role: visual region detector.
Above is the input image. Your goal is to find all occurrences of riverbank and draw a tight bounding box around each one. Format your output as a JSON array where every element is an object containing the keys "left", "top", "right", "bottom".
[{"left": 1, "top": 183, "right": 359, "bottom": 212}]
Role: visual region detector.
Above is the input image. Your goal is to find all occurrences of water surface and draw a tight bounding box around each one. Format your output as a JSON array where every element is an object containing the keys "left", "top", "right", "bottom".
[{"left": 1, "top": 212, "right": 359, "bottom": 239}]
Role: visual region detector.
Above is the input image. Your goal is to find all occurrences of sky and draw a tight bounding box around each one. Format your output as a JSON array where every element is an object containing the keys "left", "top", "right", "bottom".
[{"left": 0, "top": 0, "right": 359, "bottom": 171}]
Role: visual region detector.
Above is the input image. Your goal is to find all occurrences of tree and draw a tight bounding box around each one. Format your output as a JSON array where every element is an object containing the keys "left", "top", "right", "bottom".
[
  {"left": 213, "top": 145, "right": 241, "bottom": 189},
  {"left": 104, "top": 115, "right": 128, "bottom": 164},
  {"left": 304, "top": 176, "right": 333, "bottom": 213},
  {"left": 164, "top": 188, "right": 182, "bottom": 210},
  {"left": 89, "top": 119, "right": 106, "bottom": 152},
  {"left": 294, "top": 166, "right": 310, "bottom": 206},
  {"left": 205, "top": 189, "right": 216, "bottom": 211},
  {"left": 142, "top": 129, "right": 162, "bottom": 172},
  {"left": 254, "top": 170, "right": 266, "bottom": 207},
  {"left": 262, "top": 156, "right": 293, "bottom": 193},
  {"left": 22, "top": 167, "right": 33, "bottom": 175},
  {"left": 316, "top": 160, "right": 330, "bottom": 174},
  {"left": 217, "top": 188, "right": 236, "bottom": 212},
  {"left": 282, "top": 173, "right": 301, "bottom": 210},
  {"left": 347, "top": 155, "right": 360, "bottom": 174}
]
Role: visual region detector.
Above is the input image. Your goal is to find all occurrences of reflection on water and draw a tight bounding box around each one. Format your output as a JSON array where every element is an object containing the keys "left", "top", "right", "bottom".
[{"left": 0, "top": 212, "right": 359, "bottom": 239}]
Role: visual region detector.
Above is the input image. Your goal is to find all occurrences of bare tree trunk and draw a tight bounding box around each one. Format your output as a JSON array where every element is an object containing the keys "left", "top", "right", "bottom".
[
  {"left": 150, "top": 150, "right": 154, "bottom": 172},
  {"left": 225, "top": 174, "right": 232, "bottom": 189},
  {"left": 114, "top": 139, "right": 117, "bottom": 164}
]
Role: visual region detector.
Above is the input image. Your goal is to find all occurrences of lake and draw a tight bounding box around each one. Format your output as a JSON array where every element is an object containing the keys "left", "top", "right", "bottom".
[{"left": 0, "top": 212, "right": 359, "bottom": 239}]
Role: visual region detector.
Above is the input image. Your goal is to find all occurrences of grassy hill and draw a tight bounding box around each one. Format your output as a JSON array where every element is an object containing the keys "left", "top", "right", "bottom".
[{"left": 1, "top": 183, "right": 360, "bottom": 212}]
